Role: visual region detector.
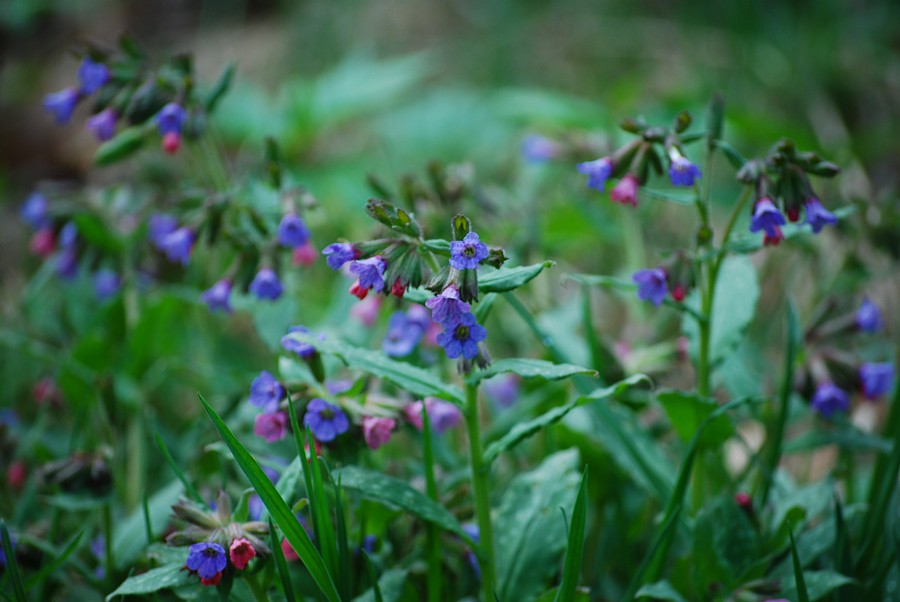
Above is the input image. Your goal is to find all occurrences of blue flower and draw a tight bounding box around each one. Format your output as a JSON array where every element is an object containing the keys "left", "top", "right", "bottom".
[
  {"left": 632, "top": 268, "right": 668, "bottom": 307},
  {"left": 576, "top": 157, "right": 614, "bottom": 192},
  {"left": 669, "top": 156, "right": 702, "bottom": 187},
  {"left": 349, "top": 257, "right": 386, "bottom": 293},
  {"left": 521, "top": 134, "right": 559, "bottom": 163},
  {"left": 278, "top": 213, "right": 311, "bottom": 248},
  {"left": 56, "top": 247, "right": 79, "bottom": 280},
  {"left": 382, "top": 311, "right": 426, "bottom": 357},
  {"left": 304, "top": 398, "right": 350, "bottom": 443},
  {"left": 20, "top": 193, "right": 50, "bottom": 230},
  {"left": 803, "top": 198, "right": 837, "bottom": 234},
  {"left": 59, "top": 222, "right": 78, "bottom": 248},
  {"left": 322, "top": 243, "right": 357, "bottom": 270},
  {"left": 156, "top": 103, "right": 187, "bottom": 136},
  {"left": 86, "top": 108, "right": 117, "bottom": 142},
  {"left": 425, "top": 285, "right": 471, "bottom": 327},
  {"left": 201, "top": 280, "right": 232, "bottom": 313},
  {"left": 185, "top": 542, "right": 227, "bottom": 580},
  {"left": 148, "top": 214, "right": 178, "bottom": 247},
  {"left": 93, "top": 269, "right": 121, "bottom": 300},
  {"left": 749, "top": 198, "right": 786, "bottom": 239},
  {"left": 0, "top": 531, "right": 16, "bottom": 568},
  {"left": 462, "top": 523, "right": 480, "bottom": 579},
  {"left": 77, "top": 57, "right": 110, "bottom": 95},
  {"left": 855, "top": 298, "right": 882, "bottom": 333},
  {"left": 281, "top": 325, "right": 317, "bottom": 358},
  {"left": 811, "top": 383, "right": 850, "bottom": 419},
  {"left": 250, "top": 268, "right": 283, "bottom": 301},
  {"left": 436, "top": 312, "right": 486, "bottom": 360},
  {"left": 249, "top": 371, "right": 284, "bottom": 412},
  {"left": 158, "top": 227, "right": 194, "bottom": 265},
  {"left": 44, "top": 88, "right": 80, "bottom": 124},
  {"left": 860, "top": 363, "right": 894, "bottom": 400},
  {"left": 450, "top": 232, "right": 489, "bottom": 270}
]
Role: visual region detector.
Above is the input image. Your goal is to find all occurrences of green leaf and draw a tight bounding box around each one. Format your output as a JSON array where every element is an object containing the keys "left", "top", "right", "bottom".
[
  {"left": 683, "top": 255, "right": 759, "bottom": 368},
  {"left": 24, "top": 529, "right": 84, "bottom": 591},
  {"left": 0, "top": 521, "right": 25, "bottom": 602},
  {"left": 204, "top": 61, "right": 235, "bottom": 113},
  {"left": 352, "top": 568, "right": 408, "bottom": 602},
  {"left": 635, "top": 581, "right": 688, "bottom": 602},
  {"left": 657, "top": 390, "right": 735, "bottom": 449},
  {"left": 690, "top": 495, "right": 758, "bottom": 593},
  {"left": 113, "top": 479, "right": 182, "bottom": 570},
  {"left": 781, "top": 570, "right": 857, "bottom": 602},
  {"left": 155, "top": 432, "right": 205, "bottom": 506},
  {"left": 555, "top": 468, "right": 588, "bottom": 602},
  {"left": 468, "top": 358, "right": 596, "bottom": 386},
  {"left": 478, "top": 262, "right": 555, "bottom": 294},
  {"left": 106, "top": 564, "right": 193, "bottom": 600},
  {"left": 283, "top": 332, "right": 464, "bottom": 404},
  {"left": 333, "top": 466, "right": 472, "bottom": 543},
  {"left": 495, "top": 450, "right": 581, "bottom": 602},
  {"left": 789, "top": 524, "right": 811, "bottom": 602},
  {"left": 641, "top": 188, "right": 697, "bottom": 206},
  {"left": 484, "top": 374, "right": 651, "bottom": 464},
  {"left": 199, "top": 394, "right": 341, "bottom": 602},
  {"left": 94, "top": 126, "right": 148, "bottom": 166}
]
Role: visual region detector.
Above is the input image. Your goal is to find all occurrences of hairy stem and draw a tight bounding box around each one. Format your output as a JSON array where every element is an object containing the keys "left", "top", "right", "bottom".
[{"left": 465, "top": 383, "right": 496, "bottom": 601}]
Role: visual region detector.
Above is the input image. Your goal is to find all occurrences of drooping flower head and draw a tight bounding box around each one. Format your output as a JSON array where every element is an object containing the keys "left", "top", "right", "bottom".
[
  {"left": 811, "top": 383, "right": 850, "bottom": 419},
  {"left": 632, "top": 268, "right": 668, "bottom": 307},
  {"left": 158, "top": 227, "right": 194, "bottom": 265},
  {"left": 249, "top": 371, "right": 284, "bottom": 411},
  {"left": 156, "top": 103, "right": 187, "bottom": 136},
  {"left": 804, "top": 198, "right": 838, "bottom": 234},
  {"left": 229, "top": 537, "right": 256, "bottom": 570},
  {"left": 278, "top": 213, "right": 311, "bottom": 248},
  {"left": 362, "top": 416, "right": 396, "bottom": 450},
  {"left": 749, "top": 197, "right": 786, "bottom": 239},
  {"left": 249, "top": 268, "right": 283, "bottom": 301},
  {"left": 149, "top": 214, "right": 178, "bottom": 247},
  {"left": 426, "top": 285, "right": 471, "bottom": 327},
  {"left": 77, "top": 57, "right": 110, "bottom": 94},
  {"left": 201, "top": 280, "right": 233, "bottom": 313},
  {"left": 44, "top": 88, "right": 80, "bottom": 124},
  {"left": 669, "top": 156, "right": 702, "bottom": 187},
  {"left": 55, "top": 247, "right": 79, "bottom": 280},
  {"left": 254, "top": 411, "right": 288, "bottom": 443},
  {"left": 450, "top": 232, "right": 489, "bottom": 270},
  {"left": 86, "top": 108, "right": 117, "bottom": 142},
  {"left": 322, "top": 242, "right": 358, "bottom": 270},
  {"left": 382, "top": 312, "right": 426, "bottom": 357},
  {"left": 860, "top": 363, "right": 894, "bottom": 400},
  {"left": 185, "top": 542, "right": 227, "bottom": 582},
  {"left": 303, "top": 398, "right": 350, "bottom": 443},
  {"left": 281, "top": 325, "right": 317, "bottom": 359},
  {"left": 576, "top": 157, "right": 614, "bottom": 192},
  {"left": 610, "top": 174, "right": 640, "bottom": 207},
  {"left": 93, "top": 269, "right": 121, "bottom": 300},
  {"left": 21, "top": 192, "right": 50, "bottom": 230},
  {"left": 855, "top": 298, "right": 883, "bottom": 333},
  {"left": 349, "top": 257, "right": 386, "bottom": 293},
  {"left": 436, "top": 312, "right": 486, "bottom": 360}
]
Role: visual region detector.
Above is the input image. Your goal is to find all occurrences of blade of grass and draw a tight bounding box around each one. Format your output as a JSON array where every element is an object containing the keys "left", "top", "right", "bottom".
[
  {"left": 24, "top": 530, "right": 84, "bottom": 590},
  {"left": 141, "top": 491, "right": 153, "bottom": 544},
  {"left": 362, "top": 551, "right": 384, "bottom": 602},
  {"left": 554, "top": 467, "right": 588, "bottom": 602},
  {"left": 307, "top": 425, "right": 340, "bottom": 584},
  {"left": 286, "top": 391, "right": 320, "bottom": 553},
  {"left": 269, "top": 518, "right": 299, "bottom": 602},
  {"left": 789, "top": 524, "right": 810, "bottom": 602},
  {"left": 335, "top": 479, "right": 351, "bottom": 602},
  {"left": 0, "top": 520, "right": 26, "bottom": 602},
  {"left": 198, "top": 394, "right": 341, "bottom": 602},
  {"left": 154, "top": 432, "right": 204, "bottom": 506}
]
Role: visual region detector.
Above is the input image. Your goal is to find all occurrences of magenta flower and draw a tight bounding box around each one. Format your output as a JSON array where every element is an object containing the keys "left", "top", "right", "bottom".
[
  {"left": 404, "top": 398, "right": 462, "bottom": 434},
  {"left": 610, "top": 174, "right": 639, "bottom": 207},
  {"left": 362, "top": 416, "right": 396, "bottom": 450},
  {"left": 229, "top": 537, "right": 256, "bottom": 570},
  {"left": 254, "top": 411, "right": 288, "bottom": 443}
]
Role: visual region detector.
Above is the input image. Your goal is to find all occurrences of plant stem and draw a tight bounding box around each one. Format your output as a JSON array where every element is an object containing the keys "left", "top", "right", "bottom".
[
  {"left": 421, "top": 403, "right": 442, "bottom": 602},
  {"left": 464, "top": 383, "right": 496, "bottom": 601}
]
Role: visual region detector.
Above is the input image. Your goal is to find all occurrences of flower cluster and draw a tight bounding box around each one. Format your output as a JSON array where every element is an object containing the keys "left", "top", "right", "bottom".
[{"left": 631, "top": 252, "right": 693, "bottom": 307}]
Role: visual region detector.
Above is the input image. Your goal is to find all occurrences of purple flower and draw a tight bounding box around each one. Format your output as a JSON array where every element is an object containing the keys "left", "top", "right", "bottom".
[
  {"left": 577, "top": 157, "right": 614, "bottom": 192},
  {"left": 148, "top": 214, "right": 178, "bottom": 247},
  {"left": 349, "top": 257, "right": 386, "bottom": 293},
  {"left": 633, "top": 268, "right": 668, "bottom": 307},
  {"left": 93, "top": 269, "right": 121, "bottom": 300},
  {"left": 362, "top": 416, "right": 396, "bottom": 450},
  {"left": 303, "top": 398, "right": 350, "bottom": 443},
  {"left": 326, "top": 379, "right": 353, "bottom": 395},
  {"left": 55, "top": 247, "right": 79, "bottom": 280},
  {"left": 860, "top": 363, "right": 894, "bottom": 400},
  {"left": 201, "top": 280, "right": 232, "bottom": 313},
  {"left": 404, "top": 398, "right": 462, "bottom": 434},
  {"left": 278, "top": 213, "right": 311, "bottom": 248},
  {"left": 521, "top": 134, "right": 560, "bottom": 163},
  {"left": 483, "top": 374, "right": 520, "bottom": 409},
  {"left": 185, "top": 542, "right": 227, "bottom": 580},
  {"left": 0, "top": 531, "right": 16, "bottom": 568},
  {"left": 669, "top": 156, "right": 702, "bottom": 187},
  {"left": 21, "top": 193, "right": 50, "bottom": 230},
  {"left": 322, "top": 243, "right": 357, "bottom": 270},
  {"left": 43, "top": 88, "right": 80, "bottom": 124},
  {"left": 86, "top": 108, "right": 117, "bottom": 142},
  {"left": 281, "top": 325, "right": 317, "bottom": 358},
  {"left": 811, "top": 383, "right": 850, "bottom": 419},
  {"left": 855, "top": 298, "right": 882, "bottom": 333},
  {"left": 156, "top": 103, "right": 187, "bottom": 136},
  {"left": 804, "top": 198, "right": 838, "bottom": 234},
  {"left": 249, "top": 268, "right": 283, "bottom": 301},
  {"left": 382, "top": 312, "right": 426, "bottom": 357},
  {"left": 749, "top": 198, "right": 786, "bottom": 239},
  {"left": 610, "top": 174, "right": 639, "bottom": 207},
  {"left": 436, "top": 312, "right": 487, "bottom": 360},
  {"left": 450, "top": 232, "right": 489, "bottom": 270},
  {"left": 462, "top": 523, "right": 480, "bottom": 579},
  {"left": 254, "top": 411, "right": 288, "bottom": 443},
  {"left": 249, "top": 371, "right": 284, "bottom": 411},
  {"left": 78, "top": 57, "right": 110, "bottom": 94},
  {"left": 59, "top": 222, "right": 78, "bottom": 248},
  {"left": 426, "top": 285, "right": 471, "bottom": 327},
  {"left": 158, "top": 227, "right": 194, "bottom": 265}
]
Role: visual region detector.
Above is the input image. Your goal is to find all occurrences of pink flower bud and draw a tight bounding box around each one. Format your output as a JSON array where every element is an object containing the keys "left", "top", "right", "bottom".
[
  {"left": 162, "top": 132, "right": 181, "bottom": 154},
  {"left": 292, "top": 241, "right": 318, "bottom": 266},
  {"left": 229, "top": 537, "right": 256, "bottom": 570},
  {"left": 30, "top": 228, "right": 56, "bottom": 257},
  {"left": 362, "top": 416, "right": 396, "bottom": 450}
]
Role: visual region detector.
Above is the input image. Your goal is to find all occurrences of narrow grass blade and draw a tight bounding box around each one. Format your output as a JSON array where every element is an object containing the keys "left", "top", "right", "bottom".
[
  {"left": 362, "top": 551, "right": 384, "bottom": 602},
  {"left": 554, "top": 467, "right": 588, "bottom": 602},
  {"left": 286, "top": 391, "right": 319, "bottom": 552},
  {"left": 154, "top": 432, "right": 204, "bottom": 506},
  {"left": 623, "top": 506, "right": 681, "bottom": 601},
  {"left": 270, "top": 519, "right": 298, "bottom": 602},
  {"left": 335, "top": 479, "right": 351, "bottom": 602},
  {"left": 141, "top": 491, "right": 153, "bottom": 544},
  {"left": 307, "top": 425, "right": 340, "bottom": 583},
  {"left": 24, "top": 529, "right": 84, "bottom": 590},
  {"left": 0, "top": 520, "right": 26, "bottom": 602},
  {"left": 789, "top": 524, "right": 810, "bottom": 602},
  {"left": 198, "top": 394, "right": 341, "bottom": 602}
]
